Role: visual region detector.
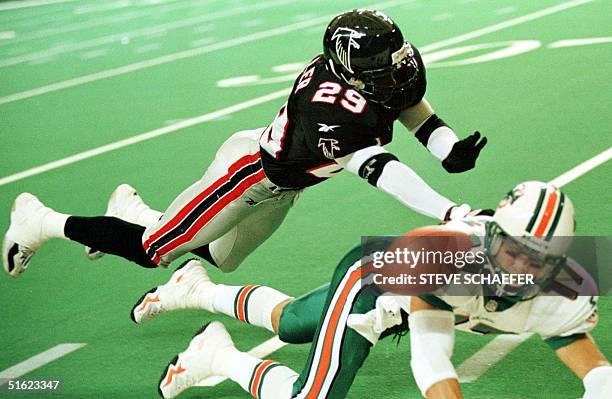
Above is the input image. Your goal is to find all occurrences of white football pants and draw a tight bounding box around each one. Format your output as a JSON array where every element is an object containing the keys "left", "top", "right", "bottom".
[{"left": 142, "top": 129, "right": 301, "bottom": 271}]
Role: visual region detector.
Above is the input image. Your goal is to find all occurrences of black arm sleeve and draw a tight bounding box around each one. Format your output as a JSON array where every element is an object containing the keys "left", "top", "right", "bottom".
[{"left": 414, "top": 114, "right": 448, "bottom": 146}]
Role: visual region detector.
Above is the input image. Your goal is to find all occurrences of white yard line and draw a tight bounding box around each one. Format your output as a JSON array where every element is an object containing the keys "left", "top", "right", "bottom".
[
  {"left": 0, "top": 87, "right": 292, "bottom": 187},
  {"left": 457, "top": 334, "right": 533, "bottom": 383},
  {"left": 0, "top": 0, "right": 297, "bottom": 67},
  {"left": 0, "top": 31, "right": 16, "bottom": 40},
  {"left": 0, "top": 15, "right": 319, "bottom": 106},
  {"left": 548, "top": 37, "right": 612, "bottom": 48},
  {"left": 0, "top": 0, "right": 407, "bottom": 106},
  {"left": 549, "top": 147, "right": 612, "bottom": 188},
  {"left": 0, "top": 0, "right": 76, "bottom": 12},
  {"left": 0, "top": 0, "right": 593, "bottom": 106},
  {"left": 495, "top": 6, "right": 517, "bottom": 15},
  {"left": 0, "top": 20, "right": 313, "bottom": 106},
  {"left": 419, "top": 0, "right": 594, "bottom": 53},
  {"left": 0, "top": 343, "right": 86, "bottom": 384},
  {"left": 196, "top": 336, "right": 286, "bottom": 387},
  {"left": 0, "top": 0, "right": 597, "bottom": 185},
  {"left": 0, "top": 0, "right": 215, "bottom": 47}
]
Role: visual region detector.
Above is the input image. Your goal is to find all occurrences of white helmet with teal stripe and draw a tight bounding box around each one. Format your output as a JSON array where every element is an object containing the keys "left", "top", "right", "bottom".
[{"left": 485, "top": 181, "right": 576, "bottom": 298}]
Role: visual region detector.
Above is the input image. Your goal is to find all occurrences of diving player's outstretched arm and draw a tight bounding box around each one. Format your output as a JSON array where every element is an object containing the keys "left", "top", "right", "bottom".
[
  {"left": 536, "top": 295, "right": 611, "bottom": 398},
  {"left": 409, "top": 296, "right": 463, "bottom": 399},
  {"left": 335, "top": 145, "right": 468, "bottom": 221},
  {"left": 398, "top": 99, "right": 487, "bottom": 173},
  {"left": 555, "top": 332, "right": 611, "bottom": 398}
]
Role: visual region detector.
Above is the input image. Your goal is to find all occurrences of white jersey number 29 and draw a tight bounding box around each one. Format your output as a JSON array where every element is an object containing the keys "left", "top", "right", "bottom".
[{"left": 312, "top": 82, "right": 367, "bottom": 114}]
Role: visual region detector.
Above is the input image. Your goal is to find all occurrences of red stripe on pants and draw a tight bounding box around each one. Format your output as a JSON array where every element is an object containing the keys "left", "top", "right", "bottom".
[
  {"left": 151, "top": 169, "right": 266, "bottom": 264},
  {"left": 143, "top": 152, "right": 260, "bottom": 252}
]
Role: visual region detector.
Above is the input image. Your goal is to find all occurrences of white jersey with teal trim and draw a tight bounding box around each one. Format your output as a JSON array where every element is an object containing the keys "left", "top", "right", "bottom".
[
  {"left": 436, "top": 216, "right": 599, "bottom": 340},
  {"left": 348, "top": 217, "right": 599, "bottom": 345},
  {"left": 440, "top": 293, "right": 598, "bottom": 339}
]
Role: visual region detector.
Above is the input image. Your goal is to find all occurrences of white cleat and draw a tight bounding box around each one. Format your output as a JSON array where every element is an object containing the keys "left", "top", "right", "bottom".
[
  {"left": 2, "top": 193, "right": 53, "bottom": 277},
  {"left": 85, "top": 184, "right": 153, "bottom": 260},
  {"left": 131, "top": 259, "right": 215, "bottom": 324},
  {"left": 158, "top": 321, "right": 235, "bottom": 398}
]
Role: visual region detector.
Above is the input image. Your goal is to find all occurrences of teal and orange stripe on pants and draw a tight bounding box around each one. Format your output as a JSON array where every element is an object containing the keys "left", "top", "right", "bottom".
[{"left": 288, "top": 241, "right": 389, "bottom": 399}]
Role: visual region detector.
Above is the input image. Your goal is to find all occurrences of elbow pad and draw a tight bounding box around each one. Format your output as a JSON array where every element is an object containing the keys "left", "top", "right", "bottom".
[
  {"left": 409, "top": 310, "right": 458, "bottom": 397},
  {"left": 358, "top": 153, "right": 399, "bottom": 186}
]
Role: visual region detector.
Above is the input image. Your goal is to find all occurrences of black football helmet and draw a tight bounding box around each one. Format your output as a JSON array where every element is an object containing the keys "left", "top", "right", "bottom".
[{"left": 323, "top": 9, "right": 424, "bottom": 110}]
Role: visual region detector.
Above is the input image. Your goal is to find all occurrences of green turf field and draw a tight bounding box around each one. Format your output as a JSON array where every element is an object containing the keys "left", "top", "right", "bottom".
[{"left": 1, "top": 0, "right": 611, "bottom": 398}]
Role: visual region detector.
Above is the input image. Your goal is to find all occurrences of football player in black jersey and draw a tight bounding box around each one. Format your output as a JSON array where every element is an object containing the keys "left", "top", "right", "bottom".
[{"left": 3, "top": 9, "right": 487, "bottom": 277}]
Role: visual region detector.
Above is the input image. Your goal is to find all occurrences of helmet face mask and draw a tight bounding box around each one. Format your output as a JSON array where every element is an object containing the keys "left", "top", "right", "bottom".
[
  {"left": 323, "top": 9, "right": 422, "bottom": 110},
  {"left": 354, "top": 42, "right": 421, "bottom": 109},
  {"left": 483, "top": 181, "right": 576, "bottom": 300},
  {"left": 484, "top": 221, "right": 567, "bottom": 300}
]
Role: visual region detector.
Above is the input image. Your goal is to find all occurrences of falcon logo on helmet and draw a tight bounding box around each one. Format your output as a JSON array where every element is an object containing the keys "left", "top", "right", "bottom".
[
  {"left": 331, "top": 27, "right": 366, "bottom": 74},
  {"left": 322, "top": 9, "right": 426, "bottom": 110}
]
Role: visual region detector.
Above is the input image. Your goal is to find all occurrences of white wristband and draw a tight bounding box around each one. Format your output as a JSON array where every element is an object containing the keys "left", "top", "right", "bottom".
[
  {"left": 409, "top": 310, "right": 457, "bottom": 397},
  {"left": 583, "top": 365, "right": 612, "bottom": 399},
  {"left": 427, "top": 126, "right": 459, "bottom": 161}
]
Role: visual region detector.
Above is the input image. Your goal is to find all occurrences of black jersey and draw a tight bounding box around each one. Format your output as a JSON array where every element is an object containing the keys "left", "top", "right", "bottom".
[{"left": 259, "top": 50, "right": 426, "bottom": 189}]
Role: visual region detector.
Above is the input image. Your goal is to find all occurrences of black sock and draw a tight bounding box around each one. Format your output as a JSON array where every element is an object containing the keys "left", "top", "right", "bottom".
[
  {"left": 65, "top": 216, "right": 157, "bottom": 268},
  {"left": 190, "top": 244, "right": 218, "bottom": 267}
]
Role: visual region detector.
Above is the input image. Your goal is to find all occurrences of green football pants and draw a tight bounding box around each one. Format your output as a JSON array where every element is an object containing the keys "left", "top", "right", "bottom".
[{"left": 278, "top": 242, "right": 409, "bottom": 398}]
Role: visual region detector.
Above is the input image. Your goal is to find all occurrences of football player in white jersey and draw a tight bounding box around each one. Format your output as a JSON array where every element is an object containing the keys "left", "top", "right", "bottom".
[
  {"left": 3, "top": 9, "right": 486, "bottom": 277},
  {"left": 130, "top": 181, "right": 608, "bottom": 398},
  {"left": 407, "top": 181, "right": 607, "bottom": 398}
]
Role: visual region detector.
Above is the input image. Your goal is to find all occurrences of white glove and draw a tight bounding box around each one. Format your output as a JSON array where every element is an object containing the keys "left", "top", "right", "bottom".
[
  {"left": 445, "top": 203, "right": 471, "bottom": 221},
  {"left": 347, "top": 296, "right": 410, "bottom": 344}
]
